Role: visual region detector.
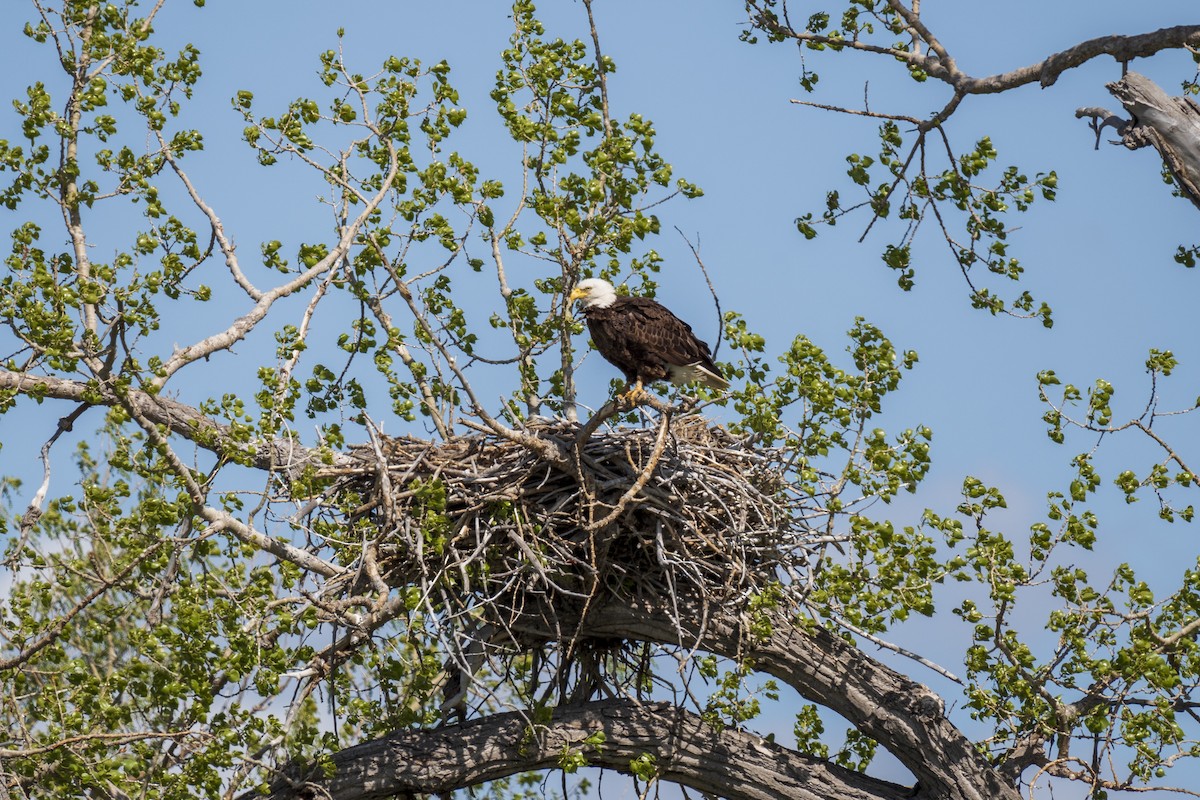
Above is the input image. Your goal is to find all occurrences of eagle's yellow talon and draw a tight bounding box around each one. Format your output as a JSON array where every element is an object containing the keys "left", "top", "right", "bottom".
[{"left": 618, "top": 381, "right": 647, "bottom": 406}]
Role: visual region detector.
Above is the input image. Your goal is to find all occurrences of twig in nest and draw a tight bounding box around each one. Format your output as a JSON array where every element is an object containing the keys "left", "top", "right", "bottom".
[{"left": 584, "top": 409, "right": 673, "bottom": 532}]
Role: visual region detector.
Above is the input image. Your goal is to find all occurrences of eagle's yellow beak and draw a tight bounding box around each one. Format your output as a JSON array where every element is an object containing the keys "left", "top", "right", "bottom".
[{"left": 568, "top": 287, "right": 587, "bottom": 304}]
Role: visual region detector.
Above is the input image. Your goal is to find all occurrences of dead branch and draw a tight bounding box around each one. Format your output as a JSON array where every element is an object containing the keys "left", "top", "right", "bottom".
[
  {"left": 758, "top": 4, "right": 1200, "bottom": 97},
  {"left": 1084, "top": 72, "right": 1200, "bottom": 210}
]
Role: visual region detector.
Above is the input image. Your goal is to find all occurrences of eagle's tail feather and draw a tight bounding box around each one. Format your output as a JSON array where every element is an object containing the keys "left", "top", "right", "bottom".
[{"left": 668, "top": 362, "right": 730, "bottom": 392}]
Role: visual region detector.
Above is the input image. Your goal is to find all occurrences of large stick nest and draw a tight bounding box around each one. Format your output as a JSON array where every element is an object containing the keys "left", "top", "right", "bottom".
[{"left": 313, "top": 413, "right": 825, "bottom": 710}]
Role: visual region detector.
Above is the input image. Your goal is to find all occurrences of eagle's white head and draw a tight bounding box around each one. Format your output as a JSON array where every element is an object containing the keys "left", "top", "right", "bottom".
[{"left": 569, "top": 278, "right": 617, "bottom": 309}]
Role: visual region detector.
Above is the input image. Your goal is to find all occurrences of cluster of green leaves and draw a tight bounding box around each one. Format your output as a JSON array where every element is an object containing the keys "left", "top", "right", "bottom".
[
  {"left": 486, "top": 0, "right": 702, "bottom": 415},
  {"left": 494, "top": 5, "right": 695, "bottom": 257},
  {"left": 937, "top": 475, "right": 1200, "bottom": 786},
  {"left": 730, "top": 318, "right": 921, "bottom": 461},
  {"left": 728, "top": 317, "right": 940, "bottom": 632},
  {"left": 738, "top": 0, "right": 916, "bottom": 91},
  {"left": 0, "top": 429, "right": 332, "bottom": 799},
  {"left": 792, "top": 702, "right": 879, "bottom": 772},
  {"left": 797, "top": 123, "right": 1057, "bottom": 326},
  {"left": 2, "top": 0, "right": 212, "bottom": 385},
  {"left": 738, "top": 2, "right": 1066, "bottom": 324},
  {"left": 911, "top": 352, "right": 1200, "bottom": 788},
  {"left": 1184, "top": 47, "right": 1200, "bottom": 96},
  {"left": 1038, "top": 350, "right": 1198, "bottom": 523},
  {"left": 697, "top": 654, "right": 778, "bottom": 731},
  {"left": 558, "top": 730, "right": 606, "bottom": 774},
  {"left": 691, "top": 587, "right": 788, "bottom": 733},
  {"left": 1174, "top": 242, "right": 1200, "bottom": 268},
  {"left": 2, "top": 423, "right": 466, "bottom": 799}
]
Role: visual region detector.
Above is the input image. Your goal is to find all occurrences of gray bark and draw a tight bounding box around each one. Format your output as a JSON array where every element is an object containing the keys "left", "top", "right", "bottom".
[
  {"left": 251, "top": 700, "right": 911, "bottom": 800},
  {"left": 512, "top": 598, "right": 1018, "bottom": 800},
  {"left": 1077, "top": 71, "right": 1200, "bottom": 210},
  {"left": 256, "top": 596, "right": 1019, "bottom": 800}
]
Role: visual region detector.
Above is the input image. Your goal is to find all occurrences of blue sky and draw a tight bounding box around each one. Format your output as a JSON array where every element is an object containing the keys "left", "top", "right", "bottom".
[{"left": 2, "top": 1, "right": 1199, "bottom": 796}]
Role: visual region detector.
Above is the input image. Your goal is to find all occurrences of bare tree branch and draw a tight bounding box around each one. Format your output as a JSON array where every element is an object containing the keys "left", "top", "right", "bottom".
[
  {"left": 757, "top": 6, "right": 1200, "bottom": 97},
  {"left": 0, "top": 368, "right": 335, "bottom": 477},
  {"left": 156, "top": 129, "right": 263, "bottom": 301}
]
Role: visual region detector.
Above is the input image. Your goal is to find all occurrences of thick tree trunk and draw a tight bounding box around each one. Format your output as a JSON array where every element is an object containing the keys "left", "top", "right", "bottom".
[
  {"left": 251, "top": 700, "right": 911, "bottom": 800},
  {"left": 1078, "top": 71, "right": 1200, "bottom": 210}
]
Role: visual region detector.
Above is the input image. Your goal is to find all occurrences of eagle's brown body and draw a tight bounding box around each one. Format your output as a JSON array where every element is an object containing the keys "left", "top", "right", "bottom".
[{"left": 570, "top": 279, "right": 728, "bottom": 394}]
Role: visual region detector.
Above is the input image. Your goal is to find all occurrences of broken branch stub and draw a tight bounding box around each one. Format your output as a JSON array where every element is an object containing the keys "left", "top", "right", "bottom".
[{"left": 1078, "top": 71, "right": 1200, "bottom": 210}]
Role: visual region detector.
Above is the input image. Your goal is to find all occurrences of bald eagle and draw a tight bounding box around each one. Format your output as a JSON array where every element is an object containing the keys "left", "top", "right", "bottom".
[{"left": 569, "top": 278, "right": 728, "bottom": 400}]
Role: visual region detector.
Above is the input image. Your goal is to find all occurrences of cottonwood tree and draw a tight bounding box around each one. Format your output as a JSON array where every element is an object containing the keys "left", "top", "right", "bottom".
[{"left": 0, "top": 3, "right": 1198, "bottom": 800}]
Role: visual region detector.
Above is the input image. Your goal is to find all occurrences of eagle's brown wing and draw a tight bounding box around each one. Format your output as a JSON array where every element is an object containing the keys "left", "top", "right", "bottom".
[
  {"left": 619, "top": 296, "right": 713, "bottom": 361},
  {"left": 582, "top": 295, "right": 727, "bottom": 390}
]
